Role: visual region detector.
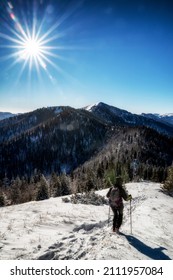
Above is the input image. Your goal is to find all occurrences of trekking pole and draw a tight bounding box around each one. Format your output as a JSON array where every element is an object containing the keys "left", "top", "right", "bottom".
[
  {"left": 130, "top": 199, "right": 132, "bottom": 235},
  {"left": 108, "top": 205, "right": 110, "bottom": 227}
]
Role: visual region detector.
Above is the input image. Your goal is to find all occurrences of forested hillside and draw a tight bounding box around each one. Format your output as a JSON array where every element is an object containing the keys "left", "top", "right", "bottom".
[{"left": 0, "top": 104, "right": 173, "bottom": 206}]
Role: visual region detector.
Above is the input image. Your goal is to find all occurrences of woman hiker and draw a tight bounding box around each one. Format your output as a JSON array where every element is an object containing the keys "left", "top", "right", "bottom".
[{"left": 106, "top": 177, "right": 132, "bottom": 233}]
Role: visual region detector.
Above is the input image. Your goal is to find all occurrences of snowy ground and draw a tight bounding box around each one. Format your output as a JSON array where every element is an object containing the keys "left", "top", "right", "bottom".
[{"left": 0, "top": 182, "right": 173, "bottom": 260}]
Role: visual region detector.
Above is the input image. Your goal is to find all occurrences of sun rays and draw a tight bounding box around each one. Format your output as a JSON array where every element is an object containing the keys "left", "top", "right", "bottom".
[{"left": 0, "top": 1, "right": 77, "bottom": 83}]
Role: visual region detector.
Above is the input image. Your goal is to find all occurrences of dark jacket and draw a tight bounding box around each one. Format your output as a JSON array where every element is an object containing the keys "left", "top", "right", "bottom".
[{"left": 106, "top": 186, "right": 132, "bottom": 201}]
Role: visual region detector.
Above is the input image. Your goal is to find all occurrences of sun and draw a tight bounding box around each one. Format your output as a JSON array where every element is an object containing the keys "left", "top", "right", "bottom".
[
  {"left": 22, "top": 38, "right": 41, "bottom": 58},
  {"left": 17, "top": 35, "right": 47, "bottom": 70},
  {"left": 14, "top": 31, "right": 50, "bottom": 71},
  {"left": 0, "top": 2, "right": 60, "bottom": 76},
  {"left": 0, "top": 1, "right": 76, "bottom": 82}
]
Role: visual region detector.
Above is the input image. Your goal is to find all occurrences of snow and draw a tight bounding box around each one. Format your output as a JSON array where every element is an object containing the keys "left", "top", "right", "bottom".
[
  {"left": 0, "top": 182, "right": 172, "bottom": 260},
  {"left": 54, "top": 107, "right": 63, "bottom": 115},
  {"left": 84, "top": 103, "right": 100, "bottom": 112},
  {"left": 157, "top": 113, "right": 173, "bottom": 118}
]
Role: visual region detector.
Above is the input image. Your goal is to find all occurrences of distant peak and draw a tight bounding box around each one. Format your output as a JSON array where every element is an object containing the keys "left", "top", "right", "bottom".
[
  {"left": 85, "top": 102, "right": 108, "bottom": 111},
  {"left": 84, "top": 103, "right": 96, "bottom": 111}
]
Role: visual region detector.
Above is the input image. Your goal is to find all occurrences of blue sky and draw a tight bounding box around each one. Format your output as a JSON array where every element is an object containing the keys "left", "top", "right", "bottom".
[{"left": 0, "top": 0, "right": 173, "bottom": 114}]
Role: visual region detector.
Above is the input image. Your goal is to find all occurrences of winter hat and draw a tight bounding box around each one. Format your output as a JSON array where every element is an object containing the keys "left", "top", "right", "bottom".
[{"left": 115, "top": 176, "right": 123, "bottom": 187}]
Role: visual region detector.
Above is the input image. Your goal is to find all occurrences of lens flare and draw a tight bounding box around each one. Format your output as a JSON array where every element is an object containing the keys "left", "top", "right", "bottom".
[{"left": 0, "top": 1, "right": 77, "bottom": 83}]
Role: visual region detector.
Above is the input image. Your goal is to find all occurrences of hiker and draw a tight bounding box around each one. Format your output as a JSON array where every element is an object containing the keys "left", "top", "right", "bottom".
[{"left": 106, "top": 177, "right": 132, "bottom": 233}]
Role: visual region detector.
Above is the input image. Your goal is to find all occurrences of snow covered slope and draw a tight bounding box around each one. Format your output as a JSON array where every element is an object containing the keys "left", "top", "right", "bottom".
[{"left": 0, "top": 182, "right": 172, "bottom": 260}]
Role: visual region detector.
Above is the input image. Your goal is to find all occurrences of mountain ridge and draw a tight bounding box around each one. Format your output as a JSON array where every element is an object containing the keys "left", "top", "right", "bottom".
[
  {"left": 0, "top": 112, "right": 16, "bottom": 121},
  {"left": 1, "top": 102, "right": 173, "bottom": 134},
  {"left": 84, "top": 102, "right": 173, "bottom": 137},
  {"left": 141, "top": 112, "right": 173, "bottom": 126},
  {"left": 1, "top": 102, "right": 173, "bottom": 126},
  {"left": 0, "top": 102, "right": 173, "bottom": 182}
]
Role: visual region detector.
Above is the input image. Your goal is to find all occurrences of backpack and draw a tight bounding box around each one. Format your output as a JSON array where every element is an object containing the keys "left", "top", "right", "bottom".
[{"left": 109, "top": 186, "right": 122, "bottom": 208}]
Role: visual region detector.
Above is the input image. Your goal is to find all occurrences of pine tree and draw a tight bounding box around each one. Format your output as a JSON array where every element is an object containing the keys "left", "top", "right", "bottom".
[
  {"left": 121, "top": 166, "right": 130, "bottom": 183},
  {"left": 10, "top": 177, "right": 21, "bottom": 204},
  {"left": 50, "top": 172, "right": 58, "bottom": 197},
  {"left": 163, "top": 166, "right": 173, "bottom": 194},
  {"left": 86, "top": 177, "right": 95, "bottom": 192},
  {"left": 50, "top": 173, "right": 63, "bottom": 197},
  {"left": 59, "top": 173, "right": 70, "bottom": 196},
  {"left": 105, "top": 168, "right": 116, "bottom": 186},
  {"left": 3, "top": 175, "right": 10, "bottom": 187},
  {"left": 36, "top": 175, "right": 49, "bottom": 201},
  {"left": 85, "top": 169, "right": 98, "bottom": 192},
  {"left": 0, "top": 193, "right": 5, "bottom": 207},
  {"left": 97, "top": 163, "right": 104, "bottom": 179}
]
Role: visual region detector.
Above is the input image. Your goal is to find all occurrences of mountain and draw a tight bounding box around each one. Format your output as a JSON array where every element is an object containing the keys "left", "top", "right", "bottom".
[
  {"left": 0, "top": 106, "right": 108, "bottom": 179},
  {"left": 0, "top": 182, "right": 172, "bottom": 260},
  {"left": 84, "top": 102, "right": 173, "bottom": 137},
  {"left": 0, "top": 103, "right": 173, "bottom": 182},
  {"left": 141, "top": 113, "right": 173, "bottom": 126},
  {"left": 0, "top": 106, "right": 68, "bottom": 144},
  {"left": 1, "top": 104, "right": 173, "bottom": 262},
  {"left": 0, "top": 112, "right": 16, "bottom": 121}
]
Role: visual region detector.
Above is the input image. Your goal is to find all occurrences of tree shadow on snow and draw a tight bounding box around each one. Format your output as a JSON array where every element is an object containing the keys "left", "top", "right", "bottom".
[{"left": 120, "top": 233, "right": 171, "bottom": 260}]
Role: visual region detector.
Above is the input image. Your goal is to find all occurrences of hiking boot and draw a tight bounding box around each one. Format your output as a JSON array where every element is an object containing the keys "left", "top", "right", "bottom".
[{"left": 113, "top": 228, "right": 119, "bottom": 233}]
